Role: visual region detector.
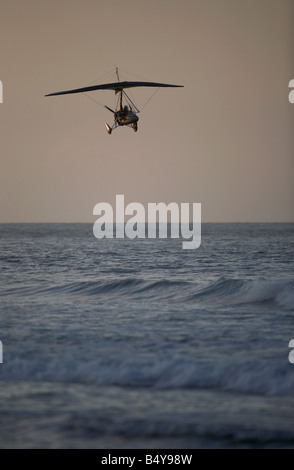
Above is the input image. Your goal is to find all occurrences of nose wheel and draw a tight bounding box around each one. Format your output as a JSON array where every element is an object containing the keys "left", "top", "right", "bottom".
[{"left": 132, "top": 122, "right": 138, "bottom": 132}]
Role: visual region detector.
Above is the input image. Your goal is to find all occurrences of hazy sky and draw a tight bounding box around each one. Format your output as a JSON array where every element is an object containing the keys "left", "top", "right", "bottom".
[{"left": 1, "top": 0, "right": 293, "bottom": 222}]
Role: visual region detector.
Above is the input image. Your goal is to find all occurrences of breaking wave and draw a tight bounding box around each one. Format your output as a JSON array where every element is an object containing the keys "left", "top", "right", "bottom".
[
  {"left": 1, "top": 353, "right": 294, "bottom": 398},
  {"left": 2, "top": 276, "right": 294, "bottom": 311},
  {"left": 188, "top": 278, "right": 294, "bottom": 311}
]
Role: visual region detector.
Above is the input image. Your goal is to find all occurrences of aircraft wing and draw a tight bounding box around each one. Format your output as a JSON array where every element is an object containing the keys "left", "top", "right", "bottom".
[{"left": 45, "top": 81, "right": 183, "bottom": 97}]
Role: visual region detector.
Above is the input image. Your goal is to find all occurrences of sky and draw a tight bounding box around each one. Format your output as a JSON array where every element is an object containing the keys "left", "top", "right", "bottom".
[{"left": 0, "top": 0, "right": 293, "bottom": 223}]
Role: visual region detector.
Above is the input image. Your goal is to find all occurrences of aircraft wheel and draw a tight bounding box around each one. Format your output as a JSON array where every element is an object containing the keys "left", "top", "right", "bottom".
[{"left": 104, "top": 123, "right": 112, "bottom": 134}]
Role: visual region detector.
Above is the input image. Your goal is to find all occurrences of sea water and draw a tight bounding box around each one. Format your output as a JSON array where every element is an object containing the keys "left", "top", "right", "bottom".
[{"left": 0, "top": 223, "right": 293, "bottom": 448}]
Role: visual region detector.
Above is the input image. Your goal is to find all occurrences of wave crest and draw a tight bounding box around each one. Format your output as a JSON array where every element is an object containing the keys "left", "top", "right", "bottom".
[
  {"left": 189, "top": 278, "right": 294, "bottom": 311},
  {"left": 2, "top": 276, "right": 293, "bottom": 311}
]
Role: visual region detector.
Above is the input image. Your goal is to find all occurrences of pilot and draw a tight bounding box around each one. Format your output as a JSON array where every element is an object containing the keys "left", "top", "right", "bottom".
[{"left": 123, "top": 105, "right": 129, "bottom": 116}]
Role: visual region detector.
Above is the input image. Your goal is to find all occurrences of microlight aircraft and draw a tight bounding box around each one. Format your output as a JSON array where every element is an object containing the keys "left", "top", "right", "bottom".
[{"left": 45, "top": 68, "right": 183, "bottom": 134}]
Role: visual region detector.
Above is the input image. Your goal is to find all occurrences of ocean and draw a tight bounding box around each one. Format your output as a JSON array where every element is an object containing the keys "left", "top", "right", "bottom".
[{"left": 0, "top": 223, "right": 293, "bottom": 449}]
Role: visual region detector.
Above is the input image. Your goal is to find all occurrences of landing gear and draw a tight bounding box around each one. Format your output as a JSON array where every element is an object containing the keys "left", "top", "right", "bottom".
[
  {"left": 104, "top": 122, "right": 112, "bottom": 134},
  {"left": 105, "top": 120, "right": 138, "bottom": 134}
]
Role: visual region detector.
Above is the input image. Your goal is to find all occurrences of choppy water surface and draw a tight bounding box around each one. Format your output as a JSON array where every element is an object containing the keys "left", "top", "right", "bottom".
[{"left": 0, "top": 223, "right": 293, "bottom": 448}]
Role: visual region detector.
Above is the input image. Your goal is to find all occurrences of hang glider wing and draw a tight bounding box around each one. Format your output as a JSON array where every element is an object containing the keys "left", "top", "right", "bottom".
[{"left": 45, "top": 81, "right": 183, "bottom": 97}]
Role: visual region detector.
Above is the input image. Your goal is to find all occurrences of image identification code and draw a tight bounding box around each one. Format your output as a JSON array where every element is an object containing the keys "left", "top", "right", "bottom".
[
  {"left": 145, "top": 455, "right": 192, "bottom": 465},
  {"left": 101, "top": 454, "right": 193, "bottom": 466}
]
